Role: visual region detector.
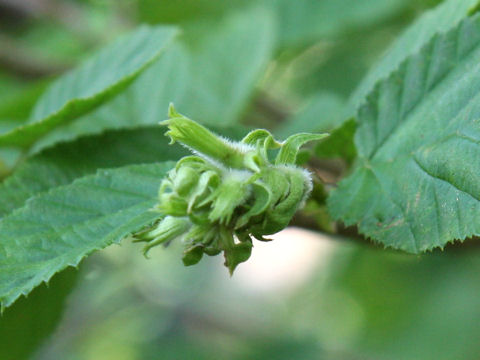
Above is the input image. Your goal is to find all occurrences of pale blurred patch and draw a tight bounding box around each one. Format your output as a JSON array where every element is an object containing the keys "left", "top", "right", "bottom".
[{"left": 231, "top": 227, "right": 337, "bottom": 294}]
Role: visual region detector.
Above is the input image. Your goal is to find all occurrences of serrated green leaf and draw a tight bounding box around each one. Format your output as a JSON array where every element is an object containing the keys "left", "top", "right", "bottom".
[
  {"left": 29, "top": 5, "right": 275, "bottom": 152},
  {"left": 0, "top": 162, "right": 174, "bottom": 308},
  {"left": 0, "top": 26, "right": 178, "bottom": 149},
  {"left": 349, "top": 0, "right": 480, "bottom": 115},
  {"left": 329, "top": 14, "right": 480, "bottom": 252},
  {"left": 0, "top": 127, "right": 187, "bottom": 220}
]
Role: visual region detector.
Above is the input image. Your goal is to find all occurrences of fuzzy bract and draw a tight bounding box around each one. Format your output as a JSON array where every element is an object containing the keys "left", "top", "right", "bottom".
[{"left": 134, "top": 105, "right": 328, "bottom": 274}]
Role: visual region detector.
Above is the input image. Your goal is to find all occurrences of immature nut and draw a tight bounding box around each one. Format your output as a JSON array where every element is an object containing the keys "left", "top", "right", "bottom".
[{"left": 133, "top": 104, "right": 328, "bottom": 274}]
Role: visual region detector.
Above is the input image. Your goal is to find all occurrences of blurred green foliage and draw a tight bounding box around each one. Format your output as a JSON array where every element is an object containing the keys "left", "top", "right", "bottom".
[{"left": 27, "top": 238, "right": 480, "bottom": 360}]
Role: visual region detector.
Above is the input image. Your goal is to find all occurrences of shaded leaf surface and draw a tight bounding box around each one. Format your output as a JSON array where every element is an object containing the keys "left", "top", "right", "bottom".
[
  {"left": 315, "top": 119, "right": 356, "bottom": 163},
  {"left": 0, "top": 162, "right": 174, "bottom": 308},
  {"left": 329, "top": 14, "right": 480, "bottom": 252},
  {"left": 0, "top": 127, "right": 187, "bottom": 220}
]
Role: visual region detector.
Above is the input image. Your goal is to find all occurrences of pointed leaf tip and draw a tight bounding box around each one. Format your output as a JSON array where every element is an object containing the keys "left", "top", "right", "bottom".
[
  {"left": 276, "top": 133, "right": 329, "bottom": 165},
  {"left": 167, "top": 102, "right": 182, "bottom": 119}
]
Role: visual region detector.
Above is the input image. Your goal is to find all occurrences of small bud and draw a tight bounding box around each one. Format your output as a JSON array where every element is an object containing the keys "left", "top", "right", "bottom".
[
  {"left": 161, "top": 105, "right": 252, "bottom": 169},
  {"left": 133, "top": 105, "right": 328, "bottom": 274},
  {"left": 157, "top": 193, "right": 188, "bottom": 217},
  {"left": 224, "top": 241, "right": 252, "bottom": 275},
  {"left": 173, "top": 166, "right": 199, "bottom": 196},
  {"left": 182, "top": 244, "right": 204, "bottom": 266},
  {"left": 235, "top": 182, "right": 271, "bottom": 229},
  {"left": 137, "top": 216, "right": 191, "bottom": 256},
  {"left": 187, "top": 170, "right": 219, "bottom": 212},
  {"left": 205, "top": 171, "right": 251, "bottom": 224}
]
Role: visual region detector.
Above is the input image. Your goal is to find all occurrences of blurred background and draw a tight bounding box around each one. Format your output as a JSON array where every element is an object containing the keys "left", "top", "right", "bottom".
[{"left": 4, "top": 0, "right": 480, "bottom": 359}]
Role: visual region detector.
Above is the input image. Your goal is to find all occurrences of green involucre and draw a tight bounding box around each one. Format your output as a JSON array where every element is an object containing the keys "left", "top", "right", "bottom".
[{"left": 134, "top": 105, "right": 328, "bottom": 274}]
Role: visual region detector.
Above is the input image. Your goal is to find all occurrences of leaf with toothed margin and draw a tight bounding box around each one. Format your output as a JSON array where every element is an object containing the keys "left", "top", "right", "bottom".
[
  {"left": 0, "top": 126, "right": 188, "bottom": 220},
  {"left": 0, "top": 268, "right": 77, "bottom": 360},
  {"left": 348, "top": 0, "right": 480, "bottom": 116},
  {"left": 0, "top": 25, "right": 178, "bottom": 149},
  {"left": 328, "top": 14, "right": 480, "bottom": 253},
  {"left": 0, "top": 162, "right": 174, "bottom": 309}
]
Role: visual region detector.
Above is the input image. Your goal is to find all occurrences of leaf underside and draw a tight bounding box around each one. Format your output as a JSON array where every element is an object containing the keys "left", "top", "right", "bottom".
[
  {"left": 329, "top": 14, "right": 480, "bottom": 253},
  {"left": 0, "top": 162, "right": 174, "bottom": 308}
]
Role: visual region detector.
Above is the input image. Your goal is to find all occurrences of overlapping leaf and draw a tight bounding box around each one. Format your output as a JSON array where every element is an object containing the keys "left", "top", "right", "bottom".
[
  {"left": 329, "top": 14, "right": 480, "bottom": 252},
  {"left": 0, "top": 26, "right": 178, "bottom": 149},
  {"left": 0, "top": 162, "right": 174, "bottom": 308},
  {"left": 30, "top": 5, "right": 275, "bottom": 153},
  {"left": 0, "top": 127, "right": 187, "bottom": 219},
  {"left": 349, "top": 0, "right": 480, "bottom": 114}
]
